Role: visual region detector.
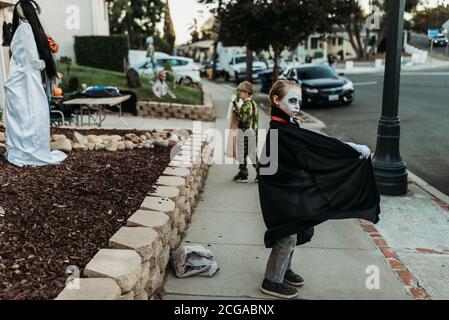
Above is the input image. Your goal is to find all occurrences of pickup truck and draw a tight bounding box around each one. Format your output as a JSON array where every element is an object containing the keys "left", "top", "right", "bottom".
[{"left": 220, "top": 53, "right": 267, "bottom": 83}]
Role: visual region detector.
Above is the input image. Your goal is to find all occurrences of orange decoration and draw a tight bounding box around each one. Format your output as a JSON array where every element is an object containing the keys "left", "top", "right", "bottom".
[
  {"left": 46, "top": 34, "right": 59, "bottom": 54},
  {"left": 53, "top": 87, "right": 63, "bottom": 97}
]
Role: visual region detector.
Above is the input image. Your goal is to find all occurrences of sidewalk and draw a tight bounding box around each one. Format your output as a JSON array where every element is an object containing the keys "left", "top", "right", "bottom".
[
  {"left": 161, "top": 80, "right": 436, "bottom": 300},
  {"left": 336, "top": 57, "right": 449, "bottom": 75}
]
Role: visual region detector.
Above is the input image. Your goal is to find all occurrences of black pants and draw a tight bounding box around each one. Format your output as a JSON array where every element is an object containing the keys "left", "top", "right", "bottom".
[{"left": 237, "top": 130, "right": 259, "bottom": 177}]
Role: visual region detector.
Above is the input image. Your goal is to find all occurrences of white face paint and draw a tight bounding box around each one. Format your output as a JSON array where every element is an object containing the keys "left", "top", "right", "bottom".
[{"left": 279, "top": 88, "right": 302, "bottom": 117}]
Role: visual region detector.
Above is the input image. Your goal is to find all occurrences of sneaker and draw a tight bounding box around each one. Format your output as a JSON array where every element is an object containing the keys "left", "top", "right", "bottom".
[
  {"left": 284, "top": 270, "right": 305, "bottom": 287},
  {"left": 260, "top": 279, "right": 299, "bottom": 299},
  {"left": 233, "top": 174, "right": 249, "bottom": 183}
]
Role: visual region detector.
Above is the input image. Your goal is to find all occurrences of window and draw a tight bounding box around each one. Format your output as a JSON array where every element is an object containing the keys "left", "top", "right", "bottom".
[
  {"left": 297, "top": 66, "right": 338, "bottom": 80},
  {"left": 170, "top": 59, "right": 189, "bottom": 67},
  {"left": 311, "top": 38, "right": 319, "bottom": 49},
  {"left": 156, "top": 59, "right": 166, "bottom": 68},
  {"left": 338, "top": 37, "right": 344, "bottom": 45}
]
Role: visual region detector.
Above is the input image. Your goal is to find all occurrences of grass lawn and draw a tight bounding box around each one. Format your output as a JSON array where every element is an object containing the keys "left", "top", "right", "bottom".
[{"left": 57, "top": 63, "right": 203, "bottom": 105}]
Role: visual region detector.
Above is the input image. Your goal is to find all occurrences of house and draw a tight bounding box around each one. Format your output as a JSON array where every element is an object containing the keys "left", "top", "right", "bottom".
[
  {"left": 294, "top": 27, "right": 377, "bottom": 63},
  {"left": 38, "top": 0, "right": 110, "bottom": 61},
  {"left": 443, "top": 19, "right": 449, "bottom": 33}
]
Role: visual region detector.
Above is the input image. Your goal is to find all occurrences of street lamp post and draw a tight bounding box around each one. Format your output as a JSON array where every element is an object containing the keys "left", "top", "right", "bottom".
[{"left": 372, "top": 0, "right": 408, "bottom": 196}]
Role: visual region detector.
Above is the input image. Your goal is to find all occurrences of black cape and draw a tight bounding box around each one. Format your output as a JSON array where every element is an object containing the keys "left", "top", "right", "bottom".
[{"left": 259, "top": 108, "right": 380, "bottom": 248}]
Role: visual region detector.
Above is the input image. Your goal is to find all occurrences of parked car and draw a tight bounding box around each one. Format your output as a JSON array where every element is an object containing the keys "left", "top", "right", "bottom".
[
  {"left": 135, "top": 56, "right": 202, "bottom": 85},
  {"left": 280, "top": 64, "right": 354, "bottom": 106},
  {"left": 218, "top": 47, "right": 267, "bottom": 83},
  {"left": 129, "top": 50, "right": 170, "bottom": 69},
  {"left": 430, "top": 35, "right": 449, "bottom": 47}
]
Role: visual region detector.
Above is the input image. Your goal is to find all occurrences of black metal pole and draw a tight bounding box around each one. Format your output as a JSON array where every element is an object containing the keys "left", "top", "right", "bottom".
[{"left": 372, "top": 0, "right": 408, "bottom": 196}]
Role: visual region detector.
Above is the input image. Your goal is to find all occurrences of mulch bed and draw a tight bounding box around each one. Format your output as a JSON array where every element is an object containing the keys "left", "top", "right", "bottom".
[{"left": 0, "top": 129, "right": 172, "bottom": 300}]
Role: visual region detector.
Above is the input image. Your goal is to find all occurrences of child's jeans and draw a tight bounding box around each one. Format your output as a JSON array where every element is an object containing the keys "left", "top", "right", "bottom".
[{"left": 264, "top": 234, "right": 297, "bottom": 284}]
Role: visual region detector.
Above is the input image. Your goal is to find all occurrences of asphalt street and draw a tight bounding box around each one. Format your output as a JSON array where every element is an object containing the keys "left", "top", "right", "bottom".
[{"left": 302, "top": 69, "right": 449, "bottom": 197}]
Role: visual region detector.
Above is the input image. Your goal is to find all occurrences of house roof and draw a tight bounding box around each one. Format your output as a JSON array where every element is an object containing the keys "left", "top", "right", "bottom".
[{"left": 0, "top": 0, "right": 17, "bottom": 9}]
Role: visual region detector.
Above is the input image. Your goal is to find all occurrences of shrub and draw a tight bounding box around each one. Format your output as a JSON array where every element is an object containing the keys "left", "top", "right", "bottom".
[{"left": 74, "top": 35, "right": 129, "bottom": 72}]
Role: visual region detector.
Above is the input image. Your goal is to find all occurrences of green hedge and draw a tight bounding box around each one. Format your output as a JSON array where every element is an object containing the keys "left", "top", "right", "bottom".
[{"left": 74, "top": 35, "right": 129, "bottom": 72}]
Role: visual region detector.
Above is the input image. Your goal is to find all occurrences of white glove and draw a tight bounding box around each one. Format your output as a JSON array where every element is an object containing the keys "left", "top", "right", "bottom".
[{"left": 345, "top": 142, "right": 371, "bottom": 159}]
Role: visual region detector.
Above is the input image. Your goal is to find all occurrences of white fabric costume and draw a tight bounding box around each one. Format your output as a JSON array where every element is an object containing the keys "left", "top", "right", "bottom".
[
  {"left": 4, "top": 21, "right": 66, "bottom": 167},
  {"left": 152, "top": 79, "right": 176, "bottom": 99}
]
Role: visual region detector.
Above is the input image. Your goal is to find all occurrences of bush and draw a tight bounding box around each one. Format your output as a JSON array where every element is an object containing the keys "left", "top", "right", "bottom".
[{"left": 74, "top": 35, "right": 129, "bottom": 72}]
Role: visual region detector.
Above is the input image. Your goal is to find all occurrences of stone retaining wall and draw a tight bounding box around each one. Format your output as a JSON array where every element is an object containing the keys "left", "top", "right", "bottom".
[
  {"left": 137, "top": 90, "right": 216, "bottom": 122},
  {"left": 56, "top": 133, "right": 214, "bottom": 300}
]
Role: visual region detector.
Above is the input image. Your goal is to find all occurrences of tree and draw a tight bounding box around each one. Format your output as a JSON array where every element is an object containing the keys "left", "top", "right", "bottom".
[
  {"left": 108, "top": 0, "right": 165, "bottom": 49},
  {"left": 198, "top": 0, "right": 227, "bottom": 80},
  {"left": 218, "top": 0, "right": 269, "bottom": 81},
  {"left": 164, "top": 1, "right": 176, "bottom": 54},
  {"left": 257, "top": 0, "right": 333, "bottom": 81},
  {"left": 411, "top": 3, "right": 449, "bottom": 34},
  {"left": 327, "top": 0, "right": 368, "bottom": 59},
  {"left": 369, "top": 0, "right": 421, "bottom": 55},
  {"left": 188, "top": 18, "right": 202, "bottom": 43}
]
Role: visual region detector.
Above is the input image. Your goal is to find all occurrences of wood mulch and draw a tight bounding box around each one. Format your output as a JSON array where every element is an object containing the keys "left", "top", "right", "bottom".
[{"left": 0, "top": 128, "right": 172, "bottom": 300}]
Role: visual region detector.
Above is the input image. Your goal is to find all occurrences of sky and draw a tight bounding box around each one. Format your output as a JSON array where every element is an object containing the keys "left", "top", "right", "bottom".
[
  {"left": 168, "top": 0, "right": 211, "bottom": 45},
  {"left": 169, "top": 0, "right": 449, "bottom": 45}
]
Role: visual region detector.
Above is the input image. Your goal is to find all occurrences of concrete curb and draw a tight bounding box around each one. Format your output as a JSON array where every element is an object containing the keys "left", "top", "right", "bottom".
[{"left": 407, "top": 171, "right": 449, "bottom": 206}]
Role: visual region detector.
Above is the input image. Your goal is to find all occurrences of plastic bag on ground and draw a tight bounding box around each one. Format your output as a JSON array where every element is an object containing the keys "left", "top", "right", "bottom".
[{"left": 171, "top": 244, "right": 220, "bottom": 278}]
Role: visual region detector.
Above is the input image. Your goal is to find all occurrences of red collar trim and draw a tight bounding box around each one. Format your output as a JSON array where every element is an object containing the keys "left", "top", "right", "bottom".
[{"left": 271, "top": 116, "right": 289, "bottom": 124}]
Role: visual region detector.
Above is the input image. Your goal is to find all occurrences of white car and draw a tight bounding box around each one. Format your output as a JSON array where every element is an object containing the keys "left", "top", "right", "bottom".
[
  {"left": 222, "top": 55, "right": 267, "bottom": 83},
  {"left": 135, "top": 56, "right": 202, "bottom": 85}
]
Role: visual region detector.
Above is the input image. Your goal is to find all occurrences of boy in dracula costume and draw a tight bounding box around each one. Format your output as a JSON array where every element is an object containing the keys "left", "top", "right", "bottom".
[{"left": 258, "top": 80, "right": 380, "bottom": 299}]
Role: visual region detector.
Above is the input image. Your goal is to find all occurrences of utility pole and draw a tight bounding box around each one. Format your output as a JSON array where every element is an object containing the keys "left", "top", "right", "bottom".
[
  {"left": 211, "top": 0, "right": 223, "bottom": 80},
  {"left": 372, "top": 0, "right": 408, "bottom": 196}
]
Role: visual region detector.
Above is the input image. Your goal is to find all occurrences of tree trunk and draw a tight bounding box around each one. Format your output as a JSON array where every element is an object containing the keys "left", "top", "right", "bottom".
[
  {"left": 211, "top": 40, "right": 219, "bottom": 80},
  {"left": 273, "top": 48, "right": 281, "bottom": 83},
  {"left": 211, "top": 0, "right": 223, "bottom": 80},
  {"left": 344, "top": 22, "right": 364, "bottom": 60},
  {"left": 353, "top": 20, "right": 366, "bottom": 59},
  {"left": 246, "top": 48, "right": 253, "bottom": 82}
]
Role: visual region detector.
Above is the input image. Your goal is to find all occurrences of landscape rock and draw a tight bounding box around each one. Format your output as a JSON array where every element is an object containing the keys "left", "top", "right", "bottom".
[
  {"left": 134, "top": 292, "right": 149, "bottom": 301},
  {"left": 125, "top": 133, "right": 140, "bottom": 144},
  {"left": 154, "top": 138, "right": 169, "bottom": 148},
  {"left": 55, "top": 278, "right": 121, "bottom": 300},
  {"left": 120, "top": 290, "right": 134, "bottom": 300},
  {"left": 99, "top": 135, "right": 112, "bottom": 143},
  {"left": 125, "top": 141, "right": 135, "bottom": 150},
  {"left": 117, "top": 141, "right": 126, "bottom": 151},
  {"left": 126, "top": 210, "right": 171, "bottom": 241},
  {"left": 51, "top": 134, "right": 66, "bottom": 142},
  {"left": 105, "top": 140, "right": 119, "bottom": 152},
  {"left": 51, "top": 139, "right": 72, "bottom": 153},
  {"left": 109, "top": 227, "right": 158, "bottom": 262},
  {"left": 0, "top": 132, "right": 5, "bottom": 143},
  {"left": 86, "top": 135, "right": 103, "bottom": 144},
  {"left": 84, "top": 249, "right": 141, "bottom": 293},
  {"left": 73, "top": 143, "right": 88, "bottom": 151},
  {"left": 143, "top": 140, "right": 154, "bottom": 149},
  {"left": 95, "top": 143, "right": 105, "bottom": 151},
  {"left": 0, "top": 143, "right": 6, "bottom": 155},
  {"left": 73, "top": 131, "right": 88, "bottom": 145},
  {"left": 158, "top": 246, "right": 170, "bottom": 271},
  {"left": 111, "top": 135, "right": 123, "bottom": 142},
  {"left": 87, "top": 143, "right": 95, "bottom": 151}
]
